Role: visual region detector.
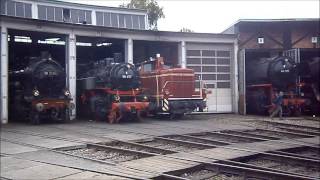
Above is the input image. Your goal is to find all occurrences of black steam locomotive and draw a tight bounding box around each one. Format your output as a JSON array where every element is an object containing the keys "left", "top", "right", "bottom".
[
  {"left": 78, "top": 58, "right": 149, "bottom": 123},
  {"left": 9, "top": 53, "right": 74, "bottom": 124},
  {"left": 246, "top": 55, "right": 319, "bottom": 115}
]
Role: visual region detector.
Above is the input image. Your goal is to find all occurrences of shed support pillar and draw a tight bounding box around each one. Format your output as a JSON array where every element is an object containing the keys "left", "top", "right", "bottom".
[
  {"left": 125, "top": 38, "right": 133, "bottom": 64},
  {"left": 1, "top": 26, "right": 8, "bottom": 124},
  {"left": 66, "top": 32, "right": 76, "bottom": 120},
  {"left": 180, "top": 41, "right": 186, "bottom": 68},
  {"left": 233, "top": 39, "right": 239, "bottom": 114}
]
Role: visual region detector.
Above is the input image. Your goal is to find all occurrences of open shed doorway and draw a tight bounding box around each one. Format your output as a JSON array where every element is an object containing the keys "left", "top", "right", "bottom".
[
  {"left": 133, "top": 40, "right": 179, "bottom": 67},
  {"left": 8, "top": 29, "right": 67, "bottom": 123}
]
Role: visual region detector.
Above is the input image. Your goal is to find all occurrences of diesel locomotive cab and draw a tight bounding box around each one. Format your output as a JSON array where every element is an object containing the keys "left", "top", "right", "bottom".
[{"left": 9, "top": 53, "right": 74, "bottom": 124}]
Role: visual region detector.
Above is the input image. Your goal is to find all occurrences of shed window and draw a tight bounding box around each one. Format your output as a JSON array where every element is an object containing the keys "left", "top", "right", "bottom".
[
  {"left": 47, "top": 6, "right": 54, "bottom": 21},
  {"left": 111, "top": 13, "right": 118, "bottom": 27},
  {"left": 96, "top": 12, "right": 103, "bottom": 26},
  {"left": 125, "top": 14, "right": 132, "bottom": 29},
  {"left": 70, "top": 9, "right": 78, "bottom": 23},
  {"left": 217, "top": 82, "right": 230, "bottom": 88},
  {"left": 104, "top": 12, "right": 111, "bottom": 27},
  {"left": 7, "top": 0, "right": 15, "bottom": 16},
  {"left": 217, "top": 51, "right": 230, "bottom": 57},
  {"left": 217, "top": 74, "right": 230, "bottom": 80},
  {"left": 217, "top": 58, "right": 230, "bottom": 65},
  {"left": 25, "top": 4, "right": 32, "bottom": 18},
  {"left": 78, "top": 10, "right": 85, "bottom": 23},
  {"left": 38, "top": 5, "right": 46, "bottom": 20},
  {"left": 139, "top": 15, "right": 145, "bottom": 29},
  {"left": 132, "top": 15, "right": 139, "bottom": 29},
  {"left": 0, "top": 0, "right": 6, "bottom": 15},
  {"left": 85, "top": 11, "right": 92, "bottom": 24},
  {"left": 187, "top": 50, "right": 201, "bottom": 56},
  {"left": 63, "top": 8, "right": 71, "bottom": 22},
  {"left": 202, "top": 58, "right": 215, "bottom": 64},
  {"left": 119, "top": 14, "right": 125, "bottom": 28},
  {"left": 202, "top": 66, "right": 216, "bottom": 72},
  {"left": 15, "top": 2, "right": 24, "bottom": 17},
  {"left": 55, "top": 7, "right": 63, "bottom": 22}
]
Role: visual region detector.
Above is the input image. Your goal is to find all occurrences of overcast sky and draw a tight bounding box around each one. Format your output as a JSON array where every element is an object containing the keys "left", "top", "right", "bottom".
[{"left": 66, "top": 0, "right": 319, "bottom": 33}]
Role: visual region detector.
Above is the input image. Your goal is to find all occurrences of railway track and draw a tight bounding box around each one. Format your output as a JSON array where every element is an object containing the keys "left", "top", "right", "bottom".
[{"left": 2, "top": 123, "right": 319, "bottom": 180}]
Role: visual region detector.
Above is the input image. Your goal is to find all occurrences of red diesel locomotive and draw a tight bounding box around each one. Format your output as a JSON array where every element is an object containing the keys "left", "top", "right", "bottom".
[{"left": 138, "top": 56, "right": 208, "bottom": 118}]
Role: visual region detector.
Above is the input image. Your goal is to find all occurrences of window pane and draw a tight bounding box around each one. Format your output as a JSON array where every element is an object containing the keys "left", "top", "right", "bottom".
[
  {"left": 217, "top": 51, "right": 230, "bottom": 57},
  {"left": 202, "top": 74, "right": 216, "bottom": 80},
  {"left": 206, "top": 84, "right": 215, "bottom": 88},
  {"left": 38, "top": 5, "right": 46, "bottom": 20},
  {"left": 54, "top": 7, "right": 63, "bottom": 22},
  {"left": 63, "top": 8, "right": 70, "bottom": 22},
  {"left": 78, "top": 10, "right": 85, "bottom": 23},
  {"left": 202, "top": 50, "right": 215, "bottom": 56},
  {"left": 47, "top": 6, "right": 54, "bottom": 21},
  {"left": 85, "top": 10, "right": 91, "bottom": 24},
  {"left": 132, "top": 15, "right": 139, "bottom": 29},
  {"left": 217, "top": 74, "right": 230, "bottom": 80},
  {"left": 104, "top": 12, "right": 111, "bottom": 27},
  {"left": 139, "top": 15, "right": 145, "bottom": 29},
  {"left": 96, "top": 12, "right": 103, "bottom": 26},
  {"left": 217, "top": 58, "right": 230, "bottom": 65},
  {"left": 187, "top": 66, "right": 201, "bottom": 72},
  {"left": 70, "top": 9, "right": 78, "bottom": 23},
  {"left": 202, "top": 66, "right": 216, "bottom": 72},
  {"left": 202, "top": 58, "right": 215, "bottom": 64},
  {"left": 125, "top": 14, "right": 132, "bottom": 29},
  {"left": 187, "top": 50, "right": 200, "bottom": 56},
  {"left": 0, "top": 0, "right": 6, "bottom": 15},
  {"left": 7, "top": 0, "right": 15, "bottom": 16},
  {"left": 217, "top": 82, "right": 230, "bottom": 88},
  {"left": 15, "top": 2, "right": 23, "bottom": 17},
  {"left": 111, "top": 13, "right": 118, "bottom": 27},
  {"left": 195, "top": 74, "right": 201, "bottom": 80},
  {"left": 187, "top": 58, "right": 200, "bottom": 64},
  {"left": 25, "top": 3, "right": 32, "bottom": 18},
  {"left": 119, "top": 14, "right": 125, "bottom": 28},
  {"left": 217, "top": 66, "right": 230, "bottom": 72}
]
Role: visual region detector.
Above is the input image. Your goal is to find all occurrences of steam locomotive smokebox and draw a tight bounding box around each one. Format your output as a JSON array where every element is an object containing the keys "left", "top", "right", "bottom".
[{"left": 78, "top": 77, "right": 96, "bottom": 90}]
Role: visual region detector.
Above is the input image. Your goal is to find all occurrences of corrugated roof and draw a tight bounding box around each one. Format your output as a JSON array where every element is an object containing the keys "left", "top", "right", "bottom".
[{"left": 222, "top": 18, "right": 320, "bottom": 34}]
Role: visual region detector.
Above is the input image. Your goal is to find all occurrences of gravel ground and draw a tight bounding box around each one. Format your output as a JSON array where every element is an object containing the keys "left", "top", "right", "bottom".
[
  {"left": 179, "top": 168, "right": 242, "bottom": 180},
  {"left": 282, "top": 147, "right": 320, "bottom": 159},
  {"left": 191, "top": 133, "right": 258, "bottom": 144},
  {"left": 65, "top": 147, "right": 144, "bottom": 163},
  {"left": 137, "top": 139, "right": 208, "bottom": 152},
  {"left": 242, "top": 129, "right": 305, "bottom": 139},
  {"left": 100, "top": 141, "right": 168, "bottom": 155},
  {"left": 244, "top": 157, "right": 320, "bottom": 177},
  {"left": 166, "top": 135, "right": 227, "bottom": 146}
]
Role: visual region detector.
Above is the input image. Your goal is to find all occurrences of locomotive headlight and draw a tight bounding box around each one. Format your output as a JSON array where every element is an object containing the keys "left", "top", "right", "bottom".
[
  {"left": 35, "top": 103, "right": 44, "bottom": 112},
  {"left": 114, "top": 95, "right": 120, "bottom": 102},
  {"left": 33, "top": 89, "right": 40, "bottom": 97},
  {"left": 64, "top": 90, "right": 71, "bottom": 97}
]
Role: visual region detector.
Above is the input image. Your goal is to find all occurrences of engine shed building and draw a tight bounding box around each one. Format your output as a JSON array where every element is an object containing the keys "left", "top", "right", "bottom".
[
  {"left": 0, "top": 0, "right": 238, "bottom": 124},
  {"left": 223, "top": 19, "right": 320, "bottom": 115}
]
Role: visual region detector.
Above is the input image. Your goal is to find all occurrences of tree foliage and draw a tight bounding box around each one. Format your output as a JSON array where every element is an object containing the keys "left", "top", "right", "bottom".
[
  {"left": 120, "top": 0, "right": 164, "bottom": 30},
  {"left": 180, "top": 28, "right": 194, "bottom": 33}
]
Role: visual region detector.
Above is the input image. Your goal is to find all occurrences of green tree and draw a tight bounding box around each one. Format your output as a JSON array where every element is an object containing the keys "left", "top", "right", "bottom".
[
  {"left": 120, "top": 0, "right": 164, "bottom": 30},
  {"left": 180, "top": 28, "right": 194, "bottom": 33}
]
